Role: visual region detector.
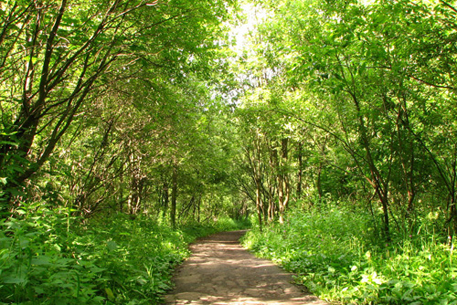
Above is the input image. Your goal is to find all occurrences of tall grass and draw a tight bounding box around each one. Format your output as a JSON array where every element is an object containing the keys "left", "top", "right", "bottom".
[{"left": 242, "top": 206, "right": 457, "bottom": 304}]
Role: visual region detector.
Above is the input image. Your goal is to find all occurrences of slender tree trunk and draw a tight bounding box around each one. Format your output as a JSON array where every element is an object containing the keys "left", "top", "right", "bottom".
[
  {"left": 277, "top": 173, "right": 285, "bottom": 223},
  {"left": 277, "top": 138, "right": 290, "bottom": 224},
  {"left": 394, "top": 95, "right": 416, "bottom": 220},
  {"left": 268, "top": 185, "right": 275, "bottom": 222},
  {"left": 171, "top": 164, "right": 178, "bottom": 228},
  {"left": 317, "top": 163, "right": 323, "bottom": 199},
  {"left": 350, "top": 92, "right": 390, "bottom": 241},
  {"left": 255, "top": 178, "right": 263, "bottom": 232},
  {"left": 162, "top": 182, "right": 169, "bottom": 219},
  {"left": 197, "top": 197, "right": 201, "bottom": 223},
  {"left": 297, "top": 142, "right": 303, "bottom": 199},
  {"left": 119, "top": 171, "right": 124, "bottom": 213}
]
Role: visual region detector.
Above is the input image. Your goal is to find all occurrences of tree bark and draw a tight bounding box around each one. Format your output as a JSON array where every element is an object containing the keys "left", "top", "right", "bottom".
[
  {"left": 162, "top": 182, "right": 169, "bottom": 220},
  {"left": 171, "top": 163, "right": 178, "bottom": 228},
  {"left": 297, "top": 142, "right": 303, "bottom": 199}
]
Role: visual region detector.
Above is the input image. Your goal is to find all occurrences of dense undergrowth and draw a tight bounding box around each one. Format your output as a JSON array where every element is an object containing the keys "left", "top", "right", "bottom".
[
  {"left": 242, "top": 205, "right": 457, "bottom": 305},
  {"left": 0, "top": 203, "right": 250, "bottom": 305}
]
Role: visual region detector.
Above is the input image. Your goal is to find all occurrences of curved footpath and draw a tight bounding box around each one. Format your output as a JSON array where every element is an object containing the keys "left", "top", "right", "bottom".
[{"left": 163, "top": 230, "right": 327, "bottom": 305}]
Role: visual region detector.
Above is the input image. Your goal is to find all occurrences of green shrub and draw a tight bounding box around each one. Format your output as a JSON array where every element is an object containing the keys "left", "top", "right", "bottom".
[
  {"left": 242, "top": 206, "right": 457, "bottom": 305},
  {"left": 0, "top": 203, "right": 250, "bottom": 304}
]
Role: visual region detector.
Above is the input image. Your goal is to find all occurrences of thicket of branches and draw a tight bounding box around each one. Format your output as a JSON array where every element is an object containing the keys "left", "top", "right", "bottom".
[{"left": 234, "top": 0, "right": 457, "bottom": 241}]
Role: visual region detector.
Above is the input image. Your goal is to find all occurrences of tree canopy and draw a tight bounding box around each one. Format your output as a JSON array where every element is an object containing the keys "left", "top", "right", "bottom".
[
  {"left": 1, "top": 0, "right": 457, "bottom": 303},
  {"left": 1, "top": 0, "right": 457, "bottom": 247}
]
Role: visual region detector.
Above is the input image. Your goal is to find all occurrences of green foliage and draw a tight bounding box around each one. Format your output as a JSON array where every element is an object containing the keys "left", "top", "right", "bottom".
[
  {"left": 0, "top": 0, "right": 240, "bottom": 220},
  {"left": 242, "top": 205, "right": 457, "bottom": 304},
  {"left": 231, "top": 0, "right": 457, "bottom": 241},
  {"left": 0, "top": 203, "right": 249, "bottom": 304}
]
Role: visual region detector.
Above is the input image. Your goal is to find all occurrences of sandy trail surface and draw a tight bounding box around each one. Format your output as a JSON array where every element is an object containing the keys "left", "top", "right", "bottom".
[{"left": 163, "top": 230, "right": 327, "bottom": 305}]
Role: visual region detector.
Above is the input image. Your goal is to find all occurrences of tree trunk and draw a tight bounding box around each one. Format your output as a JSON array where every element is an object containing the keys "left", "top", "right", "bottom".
[
  {"left": 268, "top": 185, "right": 275, "bottom": 222},
  {"left": 317, "top": 163, "right": 323, "bottom": 200},
  {"left": 350, "top": 92, "right": 390, "bottom": 241},
  {"left": 171, "top": 164, "right": 178, "bottom": 228},
  {"left": 255, "top": 178, "right": 263, "bottom": 232},
  {"left": 297, "top": 142, "right": 303, "bottom": 199},
  {"left": 278, "top": 138, "right": 290, "bottom": 224},
  {"left": 197, "top": 197, "right": 201, "bottom": 223},
  {"left": 162, "top": 182, "right": 169, "bottom": 219}
]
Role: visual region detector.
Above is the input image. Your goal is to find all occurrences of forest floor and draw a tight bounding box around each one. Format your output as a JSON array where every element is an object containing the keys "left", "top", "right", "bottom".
[{"left": 162, "top": 230, "right": 327, "bottom": 305}]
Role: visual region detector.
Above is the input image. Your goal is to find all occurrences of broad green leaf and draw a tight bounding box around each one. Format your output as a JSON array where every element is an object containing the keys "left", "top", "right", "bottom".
[{"left": 107, "top": 240, "right": 118, "bottom": 252}]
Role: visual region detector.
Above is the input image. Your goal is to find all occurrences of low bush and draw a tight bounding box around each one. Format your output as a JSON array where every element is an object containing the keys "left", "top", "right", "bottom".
[
  {"left": 0, "top": 203, "right": 250, "bottom": 304},
  {"left": 242, "top": 206, "right": 457, "bottom": 305}
]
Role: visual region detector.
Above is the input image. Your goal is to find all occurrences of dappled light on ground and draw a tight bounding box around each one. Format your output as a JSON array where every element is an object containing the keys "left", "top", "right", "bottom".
[{"left": 163, "top": 230, "right": 326, "bottom": 305}]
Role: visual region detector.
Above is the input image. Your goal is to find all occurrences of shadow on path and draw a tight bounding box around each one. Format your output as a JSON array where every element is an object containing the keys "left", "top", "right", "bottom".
[{"left": 163, "top": 230, "right": 327, "bottom": 305}]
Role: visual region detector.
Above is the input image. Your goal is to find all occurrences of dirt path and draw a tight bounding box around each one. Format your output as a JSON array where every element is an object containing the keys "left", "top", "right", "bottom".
[{"left": 163, "top": 230, "right": 327, "bottom": 305}]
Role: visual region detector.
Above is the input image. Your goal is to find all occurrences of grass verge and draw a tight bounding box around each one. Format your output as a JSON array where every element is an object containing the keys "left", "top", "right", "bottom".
[
  {"left": 241, "top": 207, "right": 457, "bottom": 305},
  {"left": 0, "top": 204, "right": 250, "bottom": 304}
]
